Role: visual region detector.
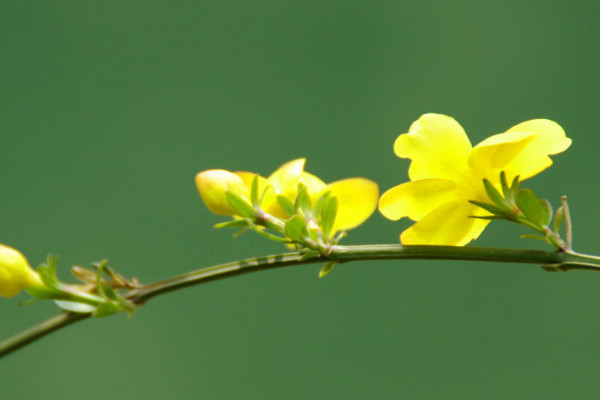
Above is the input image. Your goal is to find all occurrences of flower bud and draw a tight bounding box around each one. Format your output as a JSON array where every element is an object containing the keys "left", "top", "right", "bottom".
[
  {"left": 0, "top": 244, "right": 43, "bottom": 298},
  {"left": 195, "top": 169, "right": 250, "bottom": 215}
]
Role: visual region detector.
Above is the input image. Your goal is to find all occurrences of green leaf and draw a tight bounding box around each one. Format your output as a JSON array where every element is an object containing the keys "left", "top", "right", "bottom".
[
  {"left": 500, "top": 171, "right": 511, "bottom": 199},
  {"left": 276, "top": 195, "right": 295, "bottom": 217},
  {"left": 95, "top": 262, "right": 108, "bottom": 299},
  {"left": 520, "top": 233, "right": 548, "bottom": 242},
  {"left": 510, "top": 175, "right": 521, "bottom": 192},
  {"left": 469, "top": 215, "right": 504, "bottom": 220},
  {"left": 225, "top": 191, "right": 256, "bottom": 219},
  {"left": 313, "top": 191, "right": 331, "bottom": 218},
  {"left": 25, "top": 286, "right": 61, "bottom": 299},
  {"left": 284, "top": 216, "right": 309, "bottom": 244},
  {"left": 232, "top": 226, "right": 248, "bottom": 237},
  {"left": 539, "top": 199, "right": 553, "bottom": 227},
  {"left": 213, "top": 219, "right": 249, "bottom": 229},
  {"left": 246, "top": 220, "right": 288, "bottom": 242},
  {"left": 299, "top": 250, "right": 321, "bottom": 262},
  {"left": 469, "top": 200, "right": 506, "bottom": 217},
  {"left": 92, "top": 301, "right": 123, "bottom": 318},
  {"left": 553, "top": 206, "right": 565, "bottom": 233},
  {"left": 516, "top": 189, "right": 546, "bottom": 228},
  {"left": 307, "top": 225, "right": 319, "bottom": 243},
  {"left": 54, "top": 300, "right": 96, "bottom": 314},
  {"left": 320, "top": 196, "right": 338, "bottom": 238},
  {"left": 250, "top": 175, "right": 259, "bottom": 206},
  {"left": 319, "top": 262, "right": 336, "bottom": 278},
  {"left": 38, "top": 255, "right": 59, "bottom": 288},
  {"left": 294, "top": 184, "right": 312, "bottom": 216},
  {"left": 102, "top": 283, "right": 118, "bottom": 301},
  {"left": 482, "top": 179, "right": 506, "bottom": 208}
]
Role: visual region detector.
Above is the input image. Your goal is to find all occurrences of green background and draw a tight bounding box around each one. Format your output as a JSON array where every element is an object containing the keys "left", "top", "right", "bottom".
[{"left": 1, "top": 1, "right": 599, "bottom": 399}]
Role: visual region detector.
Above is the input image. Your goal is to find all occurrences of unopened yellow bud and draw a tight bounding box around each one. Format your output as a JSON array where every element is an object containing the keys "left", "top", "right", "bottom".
[
  {"left": 0, "top": 244, "right": 43, "bottom": 298},
  {"left": 195, "top": 169, "right": 250, "bottom": 215}
]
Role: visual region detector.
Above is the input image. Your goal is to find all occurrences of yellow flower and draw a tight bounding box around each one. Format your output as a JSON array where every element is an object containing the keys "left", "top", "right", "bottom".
[
  {"left": 379, "top": 113, "right": 572, "bottom": 246},
  {"left": 0, "top": 244, "right": 43, "bottom": 298},
  {"left": 196, "top": 159, "right": 379, "bottom": 235},
  {"left": 262, "top": 158, "right": 379, "bottom": 234},
  {"left": 195, "top": 169, "right": 252, "bottom": 215}
]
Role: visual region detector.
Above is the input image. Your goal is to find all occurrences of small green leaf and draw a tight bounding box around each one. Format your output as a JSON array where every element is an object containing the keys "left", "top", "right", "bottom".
[
  {"left": 276, "top": 195, "right": 295, "bottom": 217},
  {"left": 37, "top": 266, "right": 54, "bottom": 288},
  {"left": 469, "top": 215, "right": 504, "bottom": 220},
  {"left": 95, "top": 262, "right": 108, "bottom": 299},
  {"left": 307, "top": 225, "right": 319, "bottom": 243},
  {"left": 539, "top": 199, "right": 552, "bottom": 227},
  {"left": 284, "top": 216, "right": 309, "bottom": 244},
  {"left": 214, "top": 219, "right": 249, "bottom": 229},
  {"left": 520, "top": 233, "right": 548, "bottom": 242},
  {"left": 319, "top": 262, "right": 336, "bottom": 278},
  {"left": 225, "top": 191, "right": 256, "bottom": 219},
  {"left": 553, "top": 206, "right": 565, "bottom": 233},
  {"left": 313, "top": 191, "right": 331, "bottom": 218},
  {"left": 54, "top": 300, "right": 97, "bottom": 313},
  {"left": 500, "top": 171, "right": 511, "bottom": 199},
  {"left": 246, "top": 220, "right": 288, "bottom": 242},
  {"left": 320, "top": 196, "right": 338, "bottom": 238},
  {"left": 38, "top": 255, "right": 59, "bottom": 288},
  {"left": 92, "top": 301, "right": 123, "bottom": 318},
  {"left": 469, "top": 200, "right": 506, "bottom": 217},
  {"left": 516, "top": 189, "right": 545, "bottom": 228},
  {"left": 102, "top": 283, "right": 118, "bottom": 301},
  {"left": 232, "top": 227, "right": 248, "bottom": 237},
  {"left": 482, "top": 179, "right": 506, "bottom": 208},
  {"left": 25, "top": 286, "right": 61, "bottom": 299},
  {"left": 299, "top": 250, "right": 321, "bottom": 262},
  {"left": 294, "top": 184, "right": 312, "bottom": 216},
  {"left": 510, "top": 175, "right": 521, "bottom": 192},
  {"left": 250, "top": 175, "right": 259, "bottom": 206}
]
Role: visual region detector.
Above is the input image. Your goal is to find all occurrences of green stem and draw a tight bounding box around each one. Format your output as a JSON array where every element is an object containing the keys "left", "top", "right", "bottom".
[
  {"left": 2, "top": 244, "right": 600, "bottom": 359},
  {"left": 0, "top": 312, "right": 88, "bottom": 359}
]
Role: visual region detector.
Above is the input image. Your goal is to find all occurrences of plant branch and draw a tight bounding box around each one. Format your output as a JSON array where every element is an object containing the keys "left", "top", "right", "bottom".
[{"left": 2, "top": 244, "right": 600, "bottom": 359}]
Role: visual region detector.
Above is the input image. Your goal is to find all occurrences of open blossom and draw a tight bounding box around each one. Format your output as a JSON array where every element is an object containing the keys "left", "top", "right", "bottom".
[
  {"left": 0, "top": 244, "right": 43, "bottom": 298},
  {"left": 379, "top": 113, "right": 571, "bottom": 246},
  {"left": 196, "top": 158, "right": 379, "bottom": 235}
]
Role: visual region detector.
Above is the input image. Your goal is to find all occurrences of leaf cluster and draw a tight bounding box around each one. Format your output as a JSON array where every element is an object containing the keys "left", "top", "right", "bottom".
[
  {"left": 470, "top": 172, "right": 568, "bottom": 250},
  {"left": 215, "top": 177, "right": 343, "bottom": 277},
  {"left": 25, "top": 256, "right": 138, "bottom": 318}
]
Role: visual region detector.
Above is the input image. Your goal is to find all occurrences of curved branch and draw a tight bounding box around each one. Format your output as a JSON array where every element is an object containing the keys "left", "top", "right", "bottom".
[
  {"left": 0, "top": 312, "right": 89, "bottom": 358},
  {"left": 1, "top": 244, "right": 599, "bottom": 359}
]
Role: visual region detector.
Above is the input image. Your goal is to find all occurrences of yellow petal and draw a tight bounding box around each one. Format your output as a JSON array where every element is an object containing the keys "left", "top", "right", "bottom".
[
  {"left": 379, "top": 179, "right": 457, "bottom": 221},
  {"left": 400, "top": 202, "right": 490, "bottom": 246},
  {"left": 325, "top": 178, "right": 379, "bottom": 232},
  {"left": 468, "top": 131, "right": 537, "bottom": 179},
  {"left": 264, "top": 159, "right": 327, "bottom": 219},
  {"left": 394, "top": 114, "right": 472, "bottom": 181},
  {"left": 235, "top": 171, "right": 274, "bottom": 204},
  {"left": 0, "top": 244, "right": 42, "bottom": 298},
  {"left": 267, "top": 158, "right": 306, "bottom": 199},
  {"left": 299, "top": 171, "right": 327, "bottom": 194},
  {"left": 195, "top": 169, "right": 249, "bottom": 215},
  {"left": 502, "top": 119, "right": 572, "bottom": 180}
]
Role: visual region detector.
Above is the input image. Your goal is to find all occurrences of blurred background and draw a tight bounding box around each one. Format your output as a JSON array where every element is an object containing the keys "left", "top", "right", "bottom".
[{"left": 1, "top": 1, "right": 599, "bottom": 399}]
